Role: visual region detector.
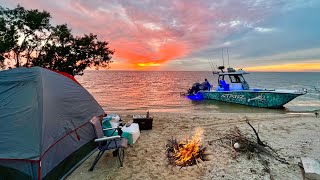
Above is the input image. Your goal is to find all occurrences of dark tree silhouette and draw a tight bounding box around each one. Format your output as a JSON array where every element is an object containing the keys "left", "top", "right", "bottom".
[{"left": 0, "top": 5, "right": 114, "bottom": 76}]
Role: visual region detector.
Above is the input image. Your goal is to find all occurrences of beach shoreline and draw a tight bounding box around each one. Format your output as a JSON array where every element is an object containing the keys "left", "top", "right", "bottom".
[{"left": 66, "top": 112, "right": 320, "bottom": 180}]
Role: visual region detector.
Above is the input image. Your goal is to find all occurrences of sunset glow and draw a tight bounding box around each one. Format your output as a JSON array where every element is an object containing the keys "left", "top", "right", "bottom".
[
  {"left": 2, "top": 0, "right": 320, "bottom": 71},
  {"left": 137, "top": 62, "right": 160, "bottom": 67},
  {"left": 246, "top": 62, "right": 320, "bottom": 72}
]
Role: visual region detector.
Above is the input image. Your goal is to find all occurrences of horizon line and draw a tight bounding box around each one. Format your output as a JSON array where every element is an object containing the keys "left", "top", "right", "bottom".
[{"left": 85, "top": 69, "right": 320, "bottom": 73}]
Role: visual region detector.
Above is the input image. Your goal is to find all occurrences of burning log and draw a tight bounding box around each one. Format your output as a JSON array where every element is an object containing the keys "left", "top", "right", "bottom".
[{"left": 166, "top": 128, "right": 209, "bottom": 167}]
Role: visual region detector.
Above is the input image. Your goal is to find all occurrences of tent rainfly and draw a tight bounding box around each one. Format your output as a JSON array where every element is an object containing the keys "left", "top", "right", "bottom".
[{"left": 0, "top": 67, "right": 104, "bottom": 179}]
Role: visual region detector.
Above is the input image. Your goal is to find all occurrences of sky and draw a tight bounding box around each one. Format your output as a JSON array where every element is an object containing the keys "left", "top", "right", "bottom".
[{"left": 1, "top": 0, "right": 320, "bottom": 71}]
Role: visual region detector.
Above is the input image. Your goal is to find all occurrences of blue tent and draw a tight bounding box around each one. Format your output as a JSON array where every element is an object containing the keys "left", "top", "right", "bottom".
[{"left": 0, "top": 67, "right": 104, "bottom": 179}]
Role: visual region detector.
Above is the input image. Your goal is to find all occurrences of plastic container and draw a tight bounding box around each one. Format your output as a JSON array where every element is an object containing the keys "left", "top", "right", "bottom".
[
  {"left": 121, "top": 123, "right": 140, "bottom": 145},
  {"left": 133, "top": 115, "right": 153, "bottom": 130},
  {"left": 102, "top": 114, "right": 121, "bottom": 136}
]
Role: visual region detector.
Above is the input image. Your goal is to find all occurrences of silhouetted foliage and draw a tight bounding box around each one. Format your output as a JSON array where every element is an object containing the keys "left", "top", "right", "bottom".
[{"left": 0, "top": 5, "right": 114, "bottom": 76}]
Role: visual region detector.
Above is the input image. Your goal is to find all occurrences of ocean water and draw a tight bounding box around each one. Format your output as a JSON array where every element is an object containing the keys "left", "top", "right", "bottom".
[{"left": 76, "top": 71, "right": 320, "bottom": 114}]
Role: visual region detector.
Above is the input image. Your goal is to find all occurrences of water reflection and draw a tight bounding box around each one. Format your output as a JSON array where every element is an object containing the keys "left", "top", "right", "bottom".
[{"left": 76, "top": 71, "right": 320, "bottom": 113}]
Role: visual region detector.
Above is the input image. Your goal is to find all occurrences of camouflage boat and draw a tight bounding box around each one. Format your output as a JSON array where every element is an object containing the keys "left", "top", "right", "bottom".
[{"left": 187, "top": 66, "right": 306, "bottom": 108}]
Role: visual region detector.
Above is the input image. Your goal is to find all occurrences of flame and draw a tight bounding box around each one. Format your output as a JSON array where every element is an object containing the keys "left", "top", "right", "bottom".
[{"left": 174, "top": 128, "right": 204, "bottom": 166}]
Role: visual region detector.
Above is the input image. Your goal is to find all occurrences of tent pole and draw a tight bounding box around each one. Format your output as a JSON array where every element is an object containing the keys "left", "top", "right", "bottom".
[{"left": 38, "top": 160, "right": 41, "bottom": 180}]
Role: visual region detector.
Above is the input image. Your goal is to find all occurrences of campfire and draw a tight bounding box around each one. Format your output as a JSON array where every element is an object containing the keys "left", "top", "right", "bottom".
[{"left": 166, "top": 128, "right": 209, "bottom": 167}]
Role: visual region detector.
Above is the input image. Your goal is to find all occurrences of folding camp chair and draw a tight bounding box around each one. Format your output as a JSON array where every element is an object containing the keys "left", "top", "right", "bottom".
[{"left": 89, "top": 117, "right": 128, "bottom": 171}]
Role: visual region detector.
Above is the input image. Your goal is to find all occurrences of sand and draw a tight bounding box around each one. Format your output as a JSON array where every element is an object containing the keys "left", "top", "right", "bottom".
[{"left": 66, "top": 112, "right": 320, "bottom": 180}]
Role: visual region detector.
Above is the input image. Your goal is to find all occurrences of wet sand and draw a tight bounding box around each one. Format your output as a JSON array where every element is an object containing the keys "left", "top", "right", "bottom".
[{"left": 66, "top": 112, "right": 320, "bottom": 180}]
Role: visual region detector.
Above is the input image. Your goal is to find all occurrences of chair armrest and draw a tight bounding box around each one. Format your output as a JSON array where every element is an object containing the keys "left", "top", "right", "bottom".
[
  {"left": 103, "top": 127, "right": 118, "bottom": 131},
  {"left": 94, "top": 135, "right": 121, "bottom": 142}
]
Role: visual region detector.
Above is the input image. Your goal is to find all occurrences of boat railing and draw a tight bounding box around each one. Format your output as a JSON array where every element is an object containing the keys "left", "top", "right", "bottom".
[{"left": 294, "top": 88, "right": 308, "bottom": 94}]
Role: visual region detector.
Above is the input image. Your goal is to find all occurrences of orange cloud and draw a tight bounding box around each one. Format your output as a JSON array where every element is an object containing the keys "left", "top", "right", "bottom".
[
  {"left": 112, "top": 40, "right": 188, "bottom": 70},
  {"left": 7, "top": 0, "right": 278, "bottom": 70},
  {"left": 55, "top": 1, "right": 220, "bottom": 70},
  {"left": 245, "top": 62, "right": 320, "bottom": 72}
]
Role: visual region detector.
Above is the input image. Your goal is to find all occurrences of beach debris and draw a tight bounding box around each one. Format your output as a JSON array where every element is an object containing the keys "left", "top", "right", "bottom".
[
  {"left": 300, "top": 157, "right": 320, "bottom": 180},
  {"left": 233, "top": 142, "right": 241, "bottom": 149},
  {"left": 221, "top": 117, "right": 287, "bottom": 163},
  {"left": 213, "top": 117, "right": 288, "bottom": 177},
  {"left": 165, "top": 128, "right": 210, "bottom": 168}
]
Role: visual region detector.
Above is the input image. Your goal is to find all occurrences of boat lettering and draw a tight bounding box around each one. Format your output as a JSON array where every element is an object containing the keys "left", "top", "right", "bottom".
[{"left": 221, "top": 94, "right": 246, "bottom": 102}]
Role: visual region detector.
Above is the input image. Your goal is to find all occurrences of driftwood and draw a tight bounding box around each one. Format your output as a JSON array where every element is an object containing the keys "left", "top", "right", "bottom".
[
  {"left": 244, "top": 117, "right": 288, "bottom": 164},
  {"left": 212, "top": 117, "right": 289, "bottom": 177}
]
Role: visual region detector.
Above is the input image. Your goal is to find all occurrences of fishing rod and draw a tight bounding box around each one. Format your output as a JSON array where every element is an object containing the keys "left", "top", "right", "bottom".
[
  {"left": 207, "top": 59, "right": 215, "bottom": 71},
  {"left": 209, "top": 59, "right": 219, "bottom": 75}
]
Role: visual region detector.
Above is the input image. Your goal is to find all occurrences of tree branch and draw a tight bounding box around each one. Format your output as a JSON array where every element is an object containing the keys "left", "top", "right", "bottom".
[{"left": 244, "top": 117, "right": 264, "bottom": 145}]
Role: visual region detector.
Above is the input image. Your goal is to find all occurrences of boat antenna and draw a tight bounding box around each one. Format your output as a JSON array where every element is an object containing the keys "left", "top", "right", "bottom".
[
  {"left": 227, "top": 48, "right": 230, "bottom": 68},
  {"left": 222, "top": 48, "right": 225, "bottom": 66}
]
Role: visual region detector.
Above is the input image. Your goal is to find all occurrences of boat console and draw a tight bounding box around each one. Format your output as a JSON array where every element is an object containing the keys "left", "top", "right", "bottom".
[{"left": 216, "top": 67, "right": 250, "bottom": 91}]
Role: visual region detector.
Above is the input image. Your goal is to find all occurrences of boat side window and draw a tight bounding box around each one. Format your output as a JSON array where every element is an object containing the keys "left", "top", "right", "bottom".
[{"left": 239, "top": 75, "right": 246, "bottom": 83}]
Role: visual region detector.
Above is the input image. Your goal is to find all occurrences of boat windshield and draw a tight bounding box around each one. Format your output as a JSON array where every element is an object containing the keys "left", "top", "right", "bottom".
[
  {"left": 218, "top": 74, "right": 247, "bottom": 85},
  {"left": 229, "top": 75, "right": 246, "bottom": 83}
]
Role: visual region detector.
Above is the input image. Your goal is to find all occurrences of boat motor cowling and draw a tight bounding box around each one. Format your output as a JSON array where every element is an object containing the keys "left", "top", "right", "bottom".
[{"left": 188, "top": 82, "right": 203, "bottom": 95}]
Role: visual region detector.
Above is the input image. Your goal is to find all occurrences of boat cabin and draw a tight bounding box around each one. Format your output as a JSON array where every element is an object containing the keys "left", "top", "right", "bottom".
[{"left": 216, "top": 67, "right": 250, "bottom": 91}]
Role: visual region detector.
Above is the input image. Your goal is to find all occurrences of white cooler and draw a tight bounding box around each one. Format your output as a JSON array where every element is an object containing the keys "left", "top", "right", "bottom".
[{"left": 121, "top": 123, "right": 140, "bottom": 145}]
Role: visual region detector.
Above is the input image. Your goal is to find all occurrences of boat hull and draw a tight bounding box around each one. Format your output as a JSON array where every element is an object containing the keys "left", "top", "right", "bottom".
[{"left": 198, "top": 90, "right": 304, "bottom": 108}]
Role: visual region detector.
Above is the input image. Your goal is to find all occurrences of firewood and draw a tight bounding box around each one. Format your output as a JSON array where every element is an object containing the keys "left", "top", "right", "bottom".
[{"left": 217, "top": 117, "right": 289, "bottom": 176}]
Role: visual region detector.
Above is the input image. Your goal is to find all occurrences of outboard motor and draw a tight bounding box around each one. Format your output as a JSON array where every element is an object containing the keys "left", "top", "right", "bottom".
[{"left": 188, "top": 82, "right": 202, "bottom": 95}]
